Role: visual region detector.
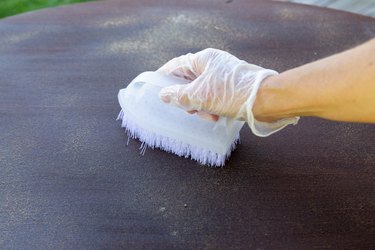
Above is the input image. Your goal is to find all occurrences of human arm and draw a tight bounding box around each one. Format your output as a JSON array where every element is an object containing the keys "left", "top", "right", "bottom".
[
  {"left": 253, "top": 38, "right": 375, "bottom": 123},
  {"left": 158, "top": 40, "right": 375, "bottom": 137}
]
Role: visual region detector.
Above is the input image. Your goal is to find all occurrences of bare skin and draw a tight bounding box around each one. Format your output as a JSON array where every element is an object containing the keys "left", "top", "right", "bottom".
[{"left": 252, "top": 38, "right": 375, "bottom": 123}]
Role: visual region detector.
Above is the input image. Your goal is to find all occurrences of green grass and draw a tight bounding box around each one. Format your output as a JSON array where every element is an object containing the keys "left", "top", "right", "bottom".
[{"left": 0, "top": 0, "right": 93, "bottom": 19}]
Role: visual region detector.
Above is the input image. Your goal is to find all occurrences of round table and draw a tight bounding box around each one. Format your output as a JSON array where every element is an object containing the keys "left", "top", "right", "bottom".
[{"left": 1, "top": 0, "right": 375, "bottom": 248}]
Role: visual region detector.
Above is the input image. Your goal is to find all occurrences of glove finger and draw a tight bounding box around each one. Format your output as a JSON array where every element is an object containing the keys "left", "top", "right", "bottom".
[
  {"left": 186, "top": 110, "right": 198, "bottom": 114},
  {"left": 159, "top": 84, "right": 192, "bottom": 110},
  {"left": 156, "top": 53, "right": 198, "bottom": 81},
  {"left": 197, "top": 111, "right": 219, "bottom": 121},
  {"left": 185, "top": 109, "right": 219, "bottom": 121}
]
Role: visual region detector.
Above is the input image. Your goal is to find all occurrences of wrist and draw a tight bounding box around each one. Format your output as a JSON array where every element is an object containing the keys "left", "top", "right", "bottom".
[
  {"left": 252, "top": 73, "right": 303, "bottom": 122},
  {"left": 252, "top": 75, "right": 283, "bottom": 122},
  {"left": 245, "top": 70, "right": 300, "bottom": 137}
]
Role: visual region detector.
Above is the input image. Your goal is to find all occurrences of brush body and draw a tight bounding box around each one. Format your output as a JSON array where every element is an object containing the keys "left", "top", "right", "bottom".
[{"left": 117, "top": 72, "right": 245, "bottom": 167}]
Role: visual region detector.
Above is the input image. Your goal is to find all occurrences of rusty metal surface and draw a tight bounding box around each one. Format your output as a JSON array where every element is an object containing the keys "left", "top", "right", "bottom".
[{"left": 0, "top": 0, "right": 375, "bottom": 248}]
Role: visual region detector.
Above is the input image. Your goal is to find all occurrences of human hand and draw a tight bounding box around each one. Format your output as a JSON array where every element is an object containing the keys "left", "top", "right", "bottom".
[
  {"left": 158, "top": 48, "right": 298, "bottom": 136},
  {"left": 157, "top": 48, "right": 276, "bottom": 121}
]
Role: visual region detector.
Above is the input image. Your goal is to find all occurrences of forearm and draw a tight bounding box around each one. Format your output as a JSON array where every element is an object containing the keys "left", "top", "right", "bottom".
[{"left": 253, "top": 39, "right": 375, "bottom": 123}]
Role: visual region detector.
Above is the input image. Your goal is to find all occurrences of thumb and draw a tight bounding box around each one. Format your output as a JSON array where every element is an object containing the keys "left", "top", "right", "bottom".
[{"left": 159, "top": 84, "right": 192, "bottom": 110}]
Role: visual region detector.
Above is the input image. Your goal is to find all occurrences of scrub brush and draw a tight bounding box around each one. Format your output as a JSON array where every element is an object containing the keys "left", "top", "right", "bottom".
[{"left": 117, "top": 71, "right": 245, "bottom": 167}]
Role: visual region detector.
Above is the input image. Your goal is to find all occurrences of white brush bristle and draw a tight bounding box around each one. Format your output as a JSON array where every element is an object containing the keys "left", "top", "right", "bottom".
[{"left": 116, "top": 109, "right": 240, "bottom": 167}]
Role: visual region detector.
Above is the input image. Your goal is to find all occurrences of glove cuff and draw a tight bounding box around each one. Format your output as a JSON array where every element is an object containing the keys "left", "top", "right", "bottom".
[{"left": 245, "top": 69, "right": 299, "bottom": 137}]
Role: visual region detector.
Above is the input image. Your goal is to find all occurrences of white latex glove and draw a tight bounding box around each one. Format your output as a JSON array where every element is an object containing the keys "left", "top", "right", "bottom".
[{"left": 157, "top": 48, "right": 299, "bottom": 137}]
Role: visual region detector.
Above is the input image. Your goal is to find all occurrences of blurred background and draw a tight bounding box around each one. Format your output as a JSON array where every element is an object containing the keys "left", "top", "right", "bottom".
[
  {"left": 0, "top": 0, "right": 374, "bottom": 19},
  {"left": 283, "top": 0, "right": 375, "bottom": 17},
  {"left": 0, "top": 0, "right": 92, "bottom": 18}
]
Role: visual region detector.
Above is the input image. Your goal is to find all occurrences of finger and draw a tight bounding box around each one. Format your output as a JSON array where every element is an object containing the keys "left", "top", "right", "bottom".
[
  {"left": 197, "top": 111, "right": 219, "bottom": 122},
  {"left": 211, "top": 114, "right": 220, "bottom": 121},
  {"left": 159, "top": 84, "right": 220, "bottom": 122},
  {"left": 159, "top": 84, "right": 191, "bottom": 109},
  {"left": 156, "top": 53, "right": 197, "bottom": 81}
]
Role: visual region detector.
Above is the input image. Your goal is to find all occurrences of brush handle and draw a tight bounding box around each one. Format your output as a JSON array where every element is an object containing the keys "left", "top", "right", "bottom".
[
  {"left": 130, "top": 71, "right": 190, "bottom": 89},
  {"left": 129, "top": 71, "right": 243, "bottom": 128}
]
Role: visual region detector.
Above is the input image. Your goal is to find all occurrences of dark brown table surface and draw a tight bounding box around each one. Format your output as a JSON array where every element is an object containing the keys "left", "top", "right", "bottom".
[{"left": 1, "top": 0, "right": 375, "bottom": 249}]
